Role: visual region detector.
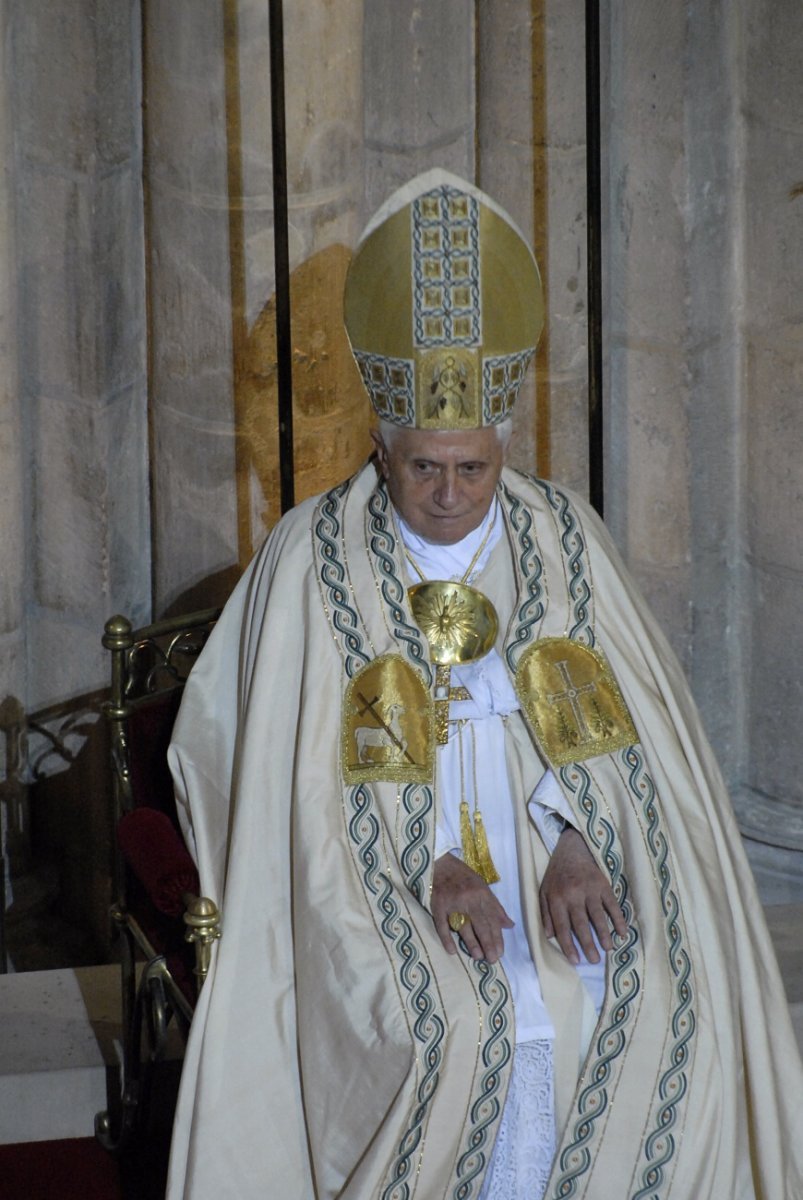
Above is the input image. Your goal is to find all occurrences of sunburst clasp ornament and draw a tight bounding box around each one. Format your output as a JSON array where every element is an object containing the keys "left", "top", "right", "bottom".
[{"left": 408, "top": 581, "right": 498, "bottom": 665}]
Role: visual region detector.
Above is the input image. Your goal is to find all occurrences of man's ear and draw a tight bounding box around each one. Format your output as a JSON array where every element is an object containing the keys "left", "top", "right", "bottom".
[{"left": 370, "top": 428, "right": 389, "bottom": 477}]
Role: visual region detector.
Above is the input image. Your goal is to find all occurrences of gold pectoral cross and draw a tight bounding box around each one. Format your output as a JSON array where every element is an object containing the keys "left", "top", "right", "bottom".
[{"left": 432, "top": 665, "right": 471, "bottom": 745}]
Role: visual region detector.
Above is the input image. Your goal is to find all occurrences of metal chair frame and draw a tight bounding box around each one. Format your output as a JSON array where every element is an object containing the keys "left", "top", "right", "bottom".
[{"left": 96, "top": 609, "right": 222, "bottom": 1153}]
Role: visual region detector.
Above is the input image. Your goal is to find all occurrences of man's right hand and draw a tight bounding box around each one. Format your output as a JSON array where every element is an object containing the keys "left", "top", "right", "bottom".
[{"left": 431, "top": 852, "right": 514, "bottom": 963}]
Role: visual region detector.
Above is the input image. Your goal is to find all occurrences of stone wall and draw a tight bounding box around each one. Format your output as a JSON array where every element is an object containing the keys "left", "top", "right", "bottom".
[
  {"left": 737, "top": 2, "right": 803, "bottom": 897},
  {"left": 145, "top": 0, "right": 370, "bottom": 614},
  {"left": 1, "top": 0, "right": 148, "bottom": 951},
  {"left": 477, "top": 0, "right": 590, "bottom": 489},
  {"left": 604, "top": 0, "right": 803, "bottom": 899}
]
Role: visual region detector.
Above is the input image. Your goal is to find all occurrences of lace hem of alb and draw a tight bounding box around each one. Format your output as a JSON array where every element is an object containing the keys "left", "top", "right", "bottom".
[{"left": 479, "top": 1038, "right": 555, "bottom": 1200}]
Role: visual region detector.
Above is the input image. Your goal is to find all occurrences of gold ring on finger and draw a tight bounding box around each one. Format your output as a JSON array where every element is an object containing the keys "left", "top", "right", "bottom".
[{"left": 448, "top": 911, "right": 468, "bottom": 932}]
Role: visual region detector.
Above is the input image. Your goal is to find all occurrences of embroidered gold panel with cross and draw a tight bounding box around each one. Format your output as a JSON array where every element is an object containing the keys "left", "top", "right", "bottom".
[
  {"left": 514, "top": 637, "right": 638, "bottom": 766},
  {"left": 342, "top": 655, "right": 434, "bottom": 785}
]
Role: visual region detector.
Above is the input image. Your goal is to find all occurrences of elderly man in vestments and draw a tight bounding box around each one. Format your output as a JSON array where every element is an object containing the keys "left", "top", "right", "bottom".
[{"left": 166, "top": 172, "right": 803, "bottom": 1200}]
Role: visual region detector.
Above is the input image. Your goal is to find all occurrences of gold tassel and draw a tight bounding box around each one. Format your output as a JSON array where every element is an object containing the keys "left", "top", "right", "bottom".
[
  {"left": 460, "top": 799, "right": 481, "bottom": 876},
  {"left": 460, "top": 802, "right": 500, "bottom": 884},
  {"left": 472, "top": 809, "right": 501, "bottom": 884}
]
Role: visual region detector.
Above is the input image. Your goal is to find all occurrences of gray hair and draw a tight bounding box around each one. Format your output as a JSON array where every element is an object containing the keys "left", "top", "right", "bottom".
[{"left": 376, "top": 417, "right": 513, "bottom": 451}]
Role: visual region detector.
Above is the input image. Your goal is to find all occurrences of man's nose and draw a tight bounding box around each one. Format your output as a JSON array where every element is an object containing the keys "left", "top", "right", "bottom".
[{"left": 433, "top": 470, "right": 459, "bottom": 508}]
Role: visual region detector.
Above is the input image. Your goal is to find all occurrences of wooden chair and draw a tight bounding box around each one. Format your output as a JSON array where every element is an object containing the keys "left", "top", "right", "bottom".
[{"left": 95, "top": 609, "right": 222, "bottom": 1153}]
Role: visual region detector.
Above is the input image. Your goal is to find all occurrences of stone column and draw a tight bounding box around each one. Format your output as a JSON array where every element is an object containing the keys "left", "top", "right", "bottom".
[
  {"left": 604, "top": 3, "right": 692, "bottom": 663},
  {"left": 0, "top": 1, "right": 25, "bottom": 912},
  {"left": 477, "top": 0, "right": 588, "bottom": 487},
  {"left": 13, "top": 0, "right": 149, "bottom": 704},
  {"left": 362, "top": 0, "right": 475, "bottom": 218},
  {"left": 684, "top": 1, "right": 746, "bottom": 780},
  {"left": 736, "top": 0, "right": 803, "bottom": 899},
  {"left": 145, "top": 0, "right": 368, "bottom": 612},
  {"left": 9, "top": 0, "right": 148, "bottom": 945}
]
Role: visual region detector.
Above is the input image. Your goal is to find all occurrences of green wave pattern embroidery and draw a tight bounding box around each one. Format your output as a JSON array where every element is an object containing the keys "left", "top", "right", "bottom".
[
  {"left": 452, "top": 960, "right": 513, "bottom": 1200},
  {"left": 367, "top": 485, "right": 435, "bottom": 901},
  {"left": 501, "top": 480, "right": 546, "bottom": 673},
  {"left": 347, "top": 784, "right": 445, "bottom": 1200},
  {"left": 400, "top": 783, "right": 433, "bottom": 904},
  {"left": 623, "top": 746, "right": 695, "bottom": 1200},
  {"left": 537, "top": 480, "right": 594, "bottom": 645},
  {"left": 368, "top": 483, "right": 433, "bottom": 685},
  {"left": 549, "top": 763, "right": 641, "bottom": 1198},
  {"left": 314, "top": 481, "right": 371, "bottom": 677}
]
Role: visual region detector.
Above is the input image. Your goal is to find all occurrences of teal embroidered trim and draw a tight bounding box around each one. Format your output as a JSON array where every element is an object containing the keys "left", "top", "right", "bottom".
[
  {"left": 537, "top": 479, "right": 594, "bottom": 645},
  {"left": 452, "top": 960, "right": 514, "bottom": 1199},
  {"left": 368, "top": 482, "right": 432, "bottom": 685},
  {"left": 400, "top": 783, "right": 433, "bottom": 903},
  {"left": 346, "top": 785, "right": 445, "bottom": 1200},
  {"left": 623, "top": 747, "right": 695, "bottom": 1200},
  {"left": 501, "top": 480, "right": 547, "bottom": 673},
  {"left": 314, "top": 481, "right": 370, "bottom": 679},
  {"left": 549, "top": 763, "right": 640, "bottom": 1198}
]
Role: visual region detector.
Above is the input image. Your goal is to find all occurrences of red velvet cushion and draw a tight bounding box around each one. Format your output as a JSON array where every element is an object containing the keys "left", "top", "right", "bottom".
[
  {"left": 117, "top": 807, "right": 199, "bottom": 918},
  {"left": 126, "top": 688, "right": 184, "bottom": 820}
]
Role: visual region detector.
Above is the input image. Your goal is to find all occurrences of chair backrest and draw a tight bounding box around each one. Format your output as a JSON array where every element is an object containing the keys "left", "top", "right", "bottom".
[
  {"left": 103, "top": 609, "right": 220, "bottom": 833},
  {"left": 102, "top": 609, "right": 220, "bottom": 998}
]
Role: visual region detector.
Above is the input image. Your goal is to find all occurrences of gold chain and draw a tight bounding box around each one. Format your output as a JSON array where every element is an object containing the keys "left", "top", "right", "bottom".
[{"left": 403, "top": 506, "right": 495, "bottom": 586}]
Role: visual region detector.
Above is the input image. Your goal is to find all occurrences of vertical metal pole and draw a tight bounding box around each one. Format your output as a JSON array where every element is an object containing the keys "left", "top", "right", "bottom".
[
  {"left": 268, "top": 0, "right": 295, "bottom": 514},
  {"left": 586, "top": 0, "right": 604, "bottom": 517}
]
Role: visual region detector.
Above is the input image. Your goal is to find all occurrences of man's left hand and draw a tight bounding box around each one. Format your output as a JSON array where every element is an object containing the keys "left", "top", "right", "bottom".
[{"left": 539, "top": 826, "right": 628, "bottom": 965}]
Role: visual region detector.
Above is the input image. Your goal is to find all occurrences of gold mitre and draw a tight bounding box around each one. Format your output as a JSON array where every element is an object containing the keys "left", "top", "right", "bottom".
[{"left": 344, "top": 170, "right": 544, "bottom": 430}]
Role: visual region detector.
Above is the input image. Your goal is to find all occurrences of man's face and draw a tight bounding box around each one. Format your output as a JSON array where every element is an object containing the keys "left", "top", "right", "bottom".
[{"left": 371, "top": 426, "right": 506, "bottom": 545}]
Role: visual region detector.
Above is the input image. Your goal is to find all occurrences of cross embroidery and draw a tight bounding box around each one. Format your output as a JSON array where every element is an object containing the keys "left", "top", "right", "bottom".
[{"left": 547, "top": 660, "right": 597, "bottom": 740}]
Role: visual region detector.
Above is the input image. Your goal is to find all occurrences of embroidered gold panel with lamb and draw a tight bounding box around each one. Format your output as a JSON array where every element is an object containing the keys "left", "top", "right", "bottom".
[
  {"left": 342, "top": 655, "right": 434, "bottom": 785},
  {"left": 515, "top": 638, "right": 638, "bottom": 767}
]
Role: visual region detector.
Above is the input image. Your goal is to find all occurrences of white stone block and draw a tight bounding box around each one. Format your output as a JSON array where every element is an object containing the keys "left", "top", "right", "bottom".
[
  {"left": 0, "top": 964, "right": 181, "bottom": 1144},
  {"left": 363, "top": 1, "right": 474, "bottom": 150},
  {"left": 13, "top": 0, "right": 140, "bottom": 174}
]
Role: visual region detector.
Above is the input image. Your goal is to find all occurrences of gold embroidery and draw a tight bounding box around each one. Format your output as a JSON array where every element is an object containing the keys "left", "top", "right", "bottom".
[
  {"left": 515, "top": 637, "right": 638, "bottom": 766},
  {"left": 342, "top": 655, "right": 434, "bottom": 785}
]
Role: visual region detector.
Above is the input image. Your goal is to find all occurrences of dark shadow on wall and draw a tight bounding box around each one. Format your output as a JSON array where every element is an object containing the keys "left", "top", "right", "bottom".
[{"left": 2, "top": 690, "right": 112, "bottom": 972}]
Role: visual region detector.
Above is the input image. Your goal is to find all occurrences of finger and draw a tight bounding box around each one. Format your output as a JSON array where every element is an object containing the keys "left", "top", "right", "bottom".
[
  {"left": 539, "top": 890, "right": 555, "bottom": 939},
  {"left": 433, "top": 910, "right": 458, "bottom": 956},
  {"left": 578, "top": 897, "right": 609, "bottom": 950},
  {"left": 604, "top": 891, "right": 629, "bottom": 940},
  {"left": 547, "top": 902, "right": 580, "bottom": 966},
  {"left": 568, "top": 906, "right": 601, "bottom": 964},
  {"left": 471, "top": 913, "right": 506, "bottom": 963},
  {"left": 458, "top": 920, "right": 485, "bottom": 961}
]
